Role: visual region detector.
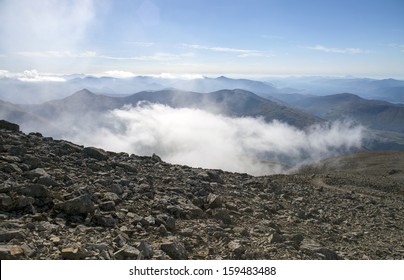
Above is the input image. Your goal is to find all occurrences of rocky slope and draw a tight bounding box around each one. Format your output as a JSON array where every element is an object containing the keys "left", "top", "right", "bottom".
[{"left": 0, "top": 120, "right": 403, "bottom": 260}]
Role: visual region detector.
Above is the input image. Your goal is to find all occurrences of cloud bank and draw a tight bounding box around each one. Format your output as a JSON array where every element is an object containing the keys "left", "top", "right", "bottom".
[{"left": 64, "top": 104, "right": 365, "bottom": 175}]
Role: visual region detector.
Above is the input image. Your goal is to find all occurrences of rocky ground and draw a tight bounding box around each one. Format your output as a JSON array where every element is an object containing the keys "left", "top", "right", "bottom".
[{"left": 0, "top": 120, "right": 403, "bottom": 260}]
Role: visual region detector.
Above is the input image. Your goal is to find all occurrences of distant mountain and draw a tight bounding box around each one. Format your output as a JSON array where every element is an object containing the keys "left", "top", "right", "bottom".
[
  {"left": 277, "top": 93, "right": 404, "bottom": 133},
  {"left": 0, "top": 75, "right": 279, "bottom": 104},
  {"left": 0, "top": 99, "right": 55, "bottom": 132},
  {"left": 267, "top": 77, "right": 404, "bottom": 103},
  {"left": 18, "top": 88, "right": 321, "bottom": 130}
]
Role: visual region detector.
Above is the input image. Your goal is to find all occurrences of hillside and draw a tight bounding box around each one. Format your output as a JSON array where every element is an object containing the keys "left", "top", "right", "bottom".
[
  {"left": 277, "top": 93, "right": 404, "bottom": 133},
  {"left": 0, "top": 120, "right": 403, "bottom": 260}
]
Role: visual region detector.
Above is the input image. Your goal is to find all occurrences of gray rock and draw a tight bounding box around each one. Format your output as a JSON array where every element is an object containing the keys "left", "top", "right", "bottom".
[
  {"left": 93, "top": 214, "right": 117, "bottom": 227},
  {"left": 9, "top": 146, "right": 26, "bottom": 156},
  {"left": 138, "top": 240, "right": 154, "bottom": 259},
  {"left": 268, "top": 232, "right": 285, "bottom": 244},
  {"left": 25, "top": 168, "right": 49, "bottom": 179},
  {"left": 228, "top": 240, "right": 246, "bottom": 256},
  {"left": 113, "top": 234, "right": 126, "bottom": 247},
  {"left": 14, "top": 195, "right": 35, "bottom": 209},
  {"left": 55, "top": 194, "right": 95, "bottom": 215},
  {"left": 0, "top": 193, "right": 12, "bottom": 211},
  {"left": 100, "top": 201, "right": 116, "bottom": 211},
  {"left": 37, "top": 175, "right": 57, "bottom": 186},
  {"left": 0, "top": 230, "right": 26, "bottom": 242},
  {"left": 300, "top": 239, "right": 342, "bottom": 260},
  {"left": 160, "top": 238, "right": 188, "bottom": 260},
  {"left": 212, "top": 208, "right": 232, "bottom": 224},
  {"left": 1, "top": 163, "right": 22, "bottom": 173},
  {"left": 102, "top": 192, "right": 120, "bottom": 202},
  {"left": 151, "top": 153, "right": 162, "bottom": 163},
  {"left": 21, "top": 243, "right": 36, "bottom": 258},
  {"left": 0, "top": 120, "right": 20, "bottom": 132},
  {"left": 82, "top": 147, "right": 108, "bottom": 161},
  {"left": 206, "top": 193, "right": 222, "bottom": 209},
  {"left": 115, "top": 244, "right": 141, "bottom": 259},
  {"left": 18, "top": 184, "right": 50, "bottom": 198}
]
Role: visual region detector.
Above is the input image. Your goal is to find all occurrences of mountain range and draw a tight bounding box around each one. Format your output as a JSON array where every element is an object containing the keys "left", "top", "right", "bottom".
[
  {"left": 1, "top": 75, "right": 403, "bottom": 104},
  {"left": 1, "top": 88, "right": 321, "bottom": 138}
]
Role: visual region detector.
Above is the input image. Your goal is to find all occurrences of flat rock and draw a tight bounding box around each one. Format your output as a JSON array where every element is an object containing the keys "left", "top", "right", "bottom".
[
  {"left": 160, "top": 238, "right": 188, "bottom": 260},
  {"left": 54, "top": 194, "right": 95, "bottom": 215},
  {"left": 83, "top": 147, "right": 108, "bottom": 161}
]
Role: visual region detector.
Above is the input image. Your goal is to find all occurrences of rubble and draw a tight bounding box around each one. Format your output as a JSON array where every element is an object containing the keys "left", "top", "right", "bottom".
[{"left": 0, "top": 122, "right": 403, "bottom": 259}]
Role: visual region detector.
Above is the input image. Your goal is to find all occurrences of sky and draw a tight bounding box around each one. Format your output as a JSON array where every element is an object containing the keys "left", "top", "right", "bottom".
[{"left": 0, "top": 0, "right": 403, "bottom": 78}]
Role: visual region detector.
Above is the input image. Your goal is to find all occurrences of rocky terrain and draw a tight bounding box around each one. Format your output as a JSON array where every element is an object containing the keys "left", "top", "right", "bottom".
[{"left": 0, "top": 119, "right": 403, "bottom": 260}]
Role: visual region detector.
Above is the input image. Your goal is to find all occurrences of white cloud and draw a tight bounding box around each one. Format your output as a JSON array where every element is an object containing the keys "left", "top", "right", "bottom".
[
  {"left": 65, "top": 104, "right": 365, "bottom": 175},
  {"left": 183, "top": 44, "right": 272, "bottom": 58},
  {"left": 308, "top": 45, "right": 364, "bottom": 54},
  {"left": 151, "top": 73, "right": 204, "bottom": 80},
  {"left": 0, "top": 70, "right": 9, "bottom": 77},
  {"left": 125, "top": 42, "right": 155, "bottom": 47},
  {"left": 99, "top": 70, "right": 137, "bottom": 79},
  {"left": 100, "top": 52, "right": 192, "bottom": 61},
  {"left": 15, "top": 50, "right": 97, "bottom": 58},
  {"left": 18, "top": 69, "right": 66, "bottom": 82}
]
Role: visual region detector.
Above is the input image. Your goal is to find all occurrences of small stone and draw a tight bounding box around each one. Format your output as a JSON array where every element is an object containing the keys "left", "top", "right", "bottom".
[
  {"left": 0, "top": 193, "right": 12, "bottom": 211},
  {"left": 100, "top": 201, "right": 116, "bottom": 211},
  {"left": 18, "top": 184, "right": 50, "bottom": 198},
  {"left": 0, "top": 230, "right": 25, "bottom": 242},
  {"left": 268, "top": 232, "right": 285, "bottom": 244},
  {"left": 151, "top": 153, "right": 162, "bottom": 162},
  {"left": 26, "top": 168, "right": 49, "bottom": 179},
  {"left": 165, "top": 216, "right": 176, "bottom": 231},
  {"left": 114, "top": 234, "right": 126, "bottom": 247},
  {"left": 13, "top": 195, "right": 35, "bottom": 209},
  {"left": 93, "top": 214, "right": 117, "bottom": 227},
  {"left": 0, "top": 245, "right": 24, "bottom": 259},
  {"left": 179, "top": 228, "right": 194, "bottom": 237},
  {"left": 61, "top": 247, "right": 87, "bottom": 259},
  {"left": 300, "top": 239, "right": 341, "bottom": 260},
  {"left": 82, "top": 147, "right": 108, "bottom": 160},
  {"left": 158, "top": 224, "right": 168, "bottom": 234},
  {"left": 55, "top": 194, "right": 95, "bottom": 215},
  {"left": 21, "top": 243, "right": 36, "bottom": 257},
  {"left": 206, "top": 193, "right": 222, "bottom": 209},
  {"left": 212, "top": 208, "right": 232, "bottom": 224},
  {"left": 102, "top": 192, "right": 120, "bottom": 202},
  {"left": 115, "top": 244, "right": 140, "bottom": 259},
  {"left": 228, "top": 240, "right": 246, "bottom": 256},
  {"left": 50, "top": 236, "right": 61, "bottom": 244},
  {"left": 160, "top": 238, "right": 188, "bottom": 260},
  {"left": 37, "top": 175, "right": 57, "bottom": 186},
  {"left": 138, "top": 240, "right": 153, "bottom": 259}
]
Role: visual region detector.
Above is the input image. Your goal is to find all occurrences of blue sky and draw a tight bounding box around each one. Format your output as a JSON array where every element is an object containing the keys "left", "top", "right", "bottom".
[{"left": 0, "top": 0, "right": 403, "bottom": 78}]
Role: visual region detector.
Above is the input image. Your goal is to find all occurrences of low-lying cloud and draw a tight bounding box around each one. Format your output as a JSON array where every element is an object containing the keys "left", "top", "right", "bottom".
[{"left": 66, "top": 103, "right": 365, "bottom": 175}]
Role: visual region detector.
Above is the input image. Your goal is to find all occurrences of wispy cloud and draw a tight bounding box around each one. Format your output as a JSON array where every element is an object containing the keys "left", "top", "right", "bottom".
[
  {"left": 99, "top": 52, "right": 194, "bottom": 61},
  {"left": 388, "top": 43, "right": 404, "bottom": 52},
  {"left": 15, "top": 50, "right": 97, "bottom": 58},
  {"left": 308, "top": 45, "right": 365, "bottom": 54},
  {"left": 14, "top": 50, "right": 195, "bottom": 62},
  {"left": 182, "top": 43, "right": 272, "bottom": 58},
  {"left": 124, "top": 42, "right": 155, "bottom": 47}
]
